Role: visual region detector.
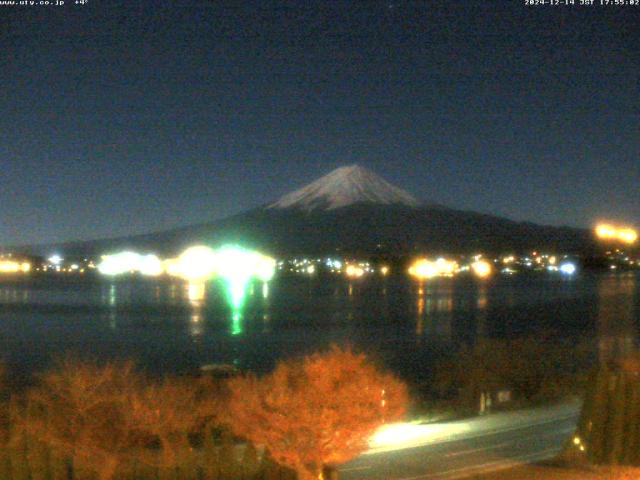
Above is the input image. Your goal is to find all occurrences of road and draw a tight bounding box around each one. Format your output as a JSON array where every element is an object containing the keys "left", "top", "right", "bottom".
[{"left": 340, "top": 401, "right": 580, "bottom": 480}]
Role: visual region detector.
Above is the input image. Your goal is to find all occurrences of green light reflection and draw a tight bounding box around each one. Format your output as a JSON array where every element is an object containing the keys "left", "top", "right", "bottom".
[
  {"left": 231, "top": 310, "right": 243, "bottom": 336},
  {"left": 221, "top": 277, "right": 251, "bottom": 336}
]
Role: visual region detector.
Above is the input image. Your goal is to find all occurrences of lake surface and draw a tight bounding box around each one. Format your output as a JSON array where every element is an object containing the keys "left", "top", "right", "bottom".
[{"left": 0, "top": 272, "right": 638, "bottom": 385}]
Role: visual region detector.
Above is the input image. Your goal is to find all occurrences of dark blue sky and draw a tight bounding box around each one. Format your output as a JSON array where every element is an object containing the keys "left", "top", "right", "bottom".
[{"left": 1, "top": 0, "right": 639, "bottom": 245}]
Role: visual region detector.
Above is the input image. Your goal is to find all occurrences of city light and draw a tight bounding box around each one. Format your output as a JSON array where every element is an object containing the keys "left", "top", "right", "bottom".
[
  {"left": 255, "top": 255, "right": 276, "bottom": 282},
  {"left": 471, "top": 260, "right": 492, "bottom": 278},
  {"left": 408, "top": 258, "right": 459, "bottom": 280},
  {"left": 435, "top": 258, "right": 458, "bottom": 276},
  {"left": 171, "top": 246, "right": 218, "bottom": 281},
  {"left": 618, "top": 228, "right": 638, "bottom": 244},
  {"left": 48, "top": 255, "right": 63, "bottom": 265},
  {"left": 0, "top": 261, "right": 31, "bottom": 273},
  {"left": 559, "top": 262, "right": 577, "bottom": 275},
  {"left": 97, "top": 251, "right": 164, "bottom": 277},
  {"left": 138, "top": 254, "right": 163, "bottom": 277},
  {"left": 97, "top": 251, "right": 143, "bottom": 276},
  {"left": 213, "top": 245, "right": 276, "bottom": 309},
  {"left": 408, "top": 259, "right": 438, "bottom": 280},
  {"left": 595, "top": 223, "right": 638, "bottom": 244},
  {"left": 595, "top": 224, "right": 617, "bottom": 239},
  {"left": 345, "top": 264, "right": 365, "bottom": 278}
]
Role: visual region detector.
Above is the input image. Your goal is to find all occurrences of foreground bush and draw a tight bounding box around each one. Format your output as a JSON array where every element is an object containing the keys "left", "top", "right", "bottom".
[
  {"left": 24, "top": 359, "right": 142, "bottom": 479},
  {"left": 0, "top": 348, "right": 408, "bottom": 479},
  {"left": 6, "top": 359, "right": 246, "bottom": 480},
  {"left": 224, "top": 345, "right": 409, "bottom": 480}
]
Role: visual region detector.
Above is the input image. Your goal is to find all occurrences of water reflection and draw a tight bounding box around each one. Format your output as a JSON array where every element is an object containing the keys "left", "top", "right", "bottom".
[
  {"left": 2, "top": 272, "right": 639, "bottom": 382},
  {"left": 190, "top": 316, "right": 204, "bottom": 338},
  {"left": 169, "top": 284, "right": 178, "bottom": 302},
  {"left": 262, "top": 313, "right": 271, "bottom": 333},
  {"left": 187, "top": 282, "right": 205, "bottom": 339},
  {"left": 413, "top": 281, "right": 455, "bottom": 342},
  {"left": 108, "top": 312, "right": 117, "bottom": 330},
  {"left": 231, "top": 311, "right": 243, "bottom": 336},
  {"left": 476, "top": 283, "right": 489, "bottom": 338},
  {"left": 109, "top": 284, "right": 116, "bottom": 306},
  {"left": 415, "top": 292, "right": 425, "bottom": 338},
  {"left": 0, "top": 288, "right": 25, "bottom": 302},
  {"left": 187, "top": 282, "right": 205, "bottom": 303},
  {"left": 597, "top": 273, "right": 637, "bottom": 363}
]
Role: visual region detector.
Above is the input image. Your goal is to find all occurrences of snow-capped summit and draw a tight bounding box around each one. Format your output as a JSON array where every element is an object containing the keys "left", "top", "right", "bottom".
[{"left": 267, "top": 165, "right": 421, "bottom": 211}]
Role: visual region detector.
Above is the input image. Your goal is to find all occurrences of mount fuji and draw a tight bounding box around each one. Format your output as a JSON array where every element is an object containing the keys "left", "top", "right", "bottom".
[
  {"left": 21, "top": 165, "right": 593, "bottom": 257},
  {"left": 267, "top": 165, "right": 421, "bottom": 211}
]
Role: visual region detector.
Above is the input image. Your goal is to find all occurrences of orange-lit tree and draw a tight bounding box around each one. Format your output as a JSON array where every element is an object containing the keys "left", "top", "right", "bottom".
[
  {"left": 25, "top": 358, "right": 144, "bottom": 480},
  {"left": 225, "top": 345, "right": 408, "bottom": 480},
  {"left": 125, "top": 375, "right": 219, "bottom": 474}
]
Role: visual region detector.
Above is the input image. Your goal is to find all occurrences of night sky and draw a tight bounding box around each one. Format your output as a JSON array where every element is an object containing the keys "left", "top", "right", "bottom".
[{"left": 1, "top": 0, "right": 639, "bottom": 245}]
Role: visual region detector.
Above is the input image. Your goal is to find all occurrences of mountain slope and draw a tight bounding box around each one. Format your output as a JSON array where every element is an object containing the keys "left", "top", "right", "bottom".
[
  {"left": 268, "top": 165, "right": 420, "bottom": 211},
  {"left": 16, "top": 165, "right": 595, "bottom": 257}
]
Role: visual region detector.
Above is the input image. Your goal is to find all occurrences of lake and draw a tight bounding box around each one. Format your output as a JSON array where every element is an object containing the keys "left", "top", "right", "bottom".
[{"left": 0, "top": 272, "right": 638, "bottom": 386}]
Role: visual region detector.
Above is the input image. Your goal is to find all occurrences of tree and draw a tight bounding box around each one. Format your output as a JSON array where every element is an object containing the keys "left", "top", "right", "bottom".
[
  {"left": 435, "top": 337, "right": 590, "bottom": 413},
  {"left": 224, "top": 345, "right": 408, "bottom": 480},
  {"left": 566, "top": 355, "right": 640, "bottom": 466},
  {"left": 124, "top": 375, "right": 218, "bottom": 476},
  {"left": 24, "top": 358, "right": 145, "bottom": 480}
]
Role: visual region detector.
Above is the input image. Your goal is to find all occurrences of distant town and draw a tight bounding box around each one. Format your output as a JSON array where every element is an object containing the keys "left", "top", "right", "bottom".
[{"left": 0, "top": 226, "right": 637, "bottom": 281}]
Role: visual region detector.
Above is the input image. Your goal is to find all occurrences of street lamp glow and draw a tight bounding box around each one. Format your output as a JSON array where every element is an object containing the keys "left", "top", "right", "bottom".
[
  {"left": 595, "top": 223, "right": 638, "bottom": 244},
  {"left": 618, "top": 228, "right": 638, "bottom": 244},
  {"left": 471, "top": 260, "right": 492, "bottom": 278},
  {"left": 596, "top": 224, "right": 617, "bottom": 239}
]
